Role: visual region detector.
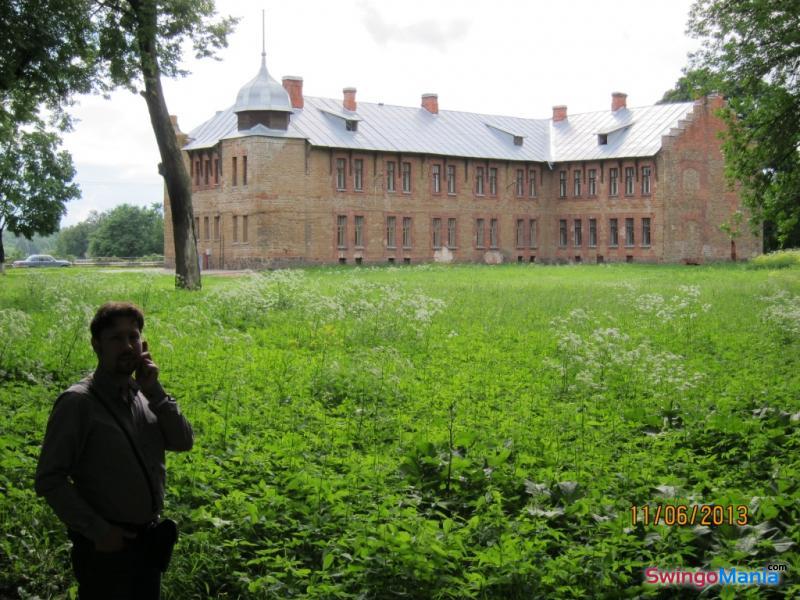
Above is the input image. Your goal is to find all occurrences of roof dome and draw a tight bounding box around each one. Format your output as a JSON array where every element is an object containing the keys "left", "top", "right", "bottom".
[{"left": 233, "top": 53, "right": 292, "bottom": 113}]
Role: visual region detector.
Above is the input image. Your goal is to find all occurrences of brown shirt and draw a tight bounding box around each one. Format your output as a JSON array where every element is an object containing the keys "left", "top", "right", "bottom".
[{"left": 34, "top": 370, "right": 193, "bottom": 541}]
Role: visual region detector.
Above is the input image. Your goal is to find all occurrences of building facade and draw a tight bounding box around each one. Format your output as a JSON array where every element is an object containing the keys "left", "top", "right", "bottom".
[{"left": 164, "top": 53, "right": 761, "bottom": 269}]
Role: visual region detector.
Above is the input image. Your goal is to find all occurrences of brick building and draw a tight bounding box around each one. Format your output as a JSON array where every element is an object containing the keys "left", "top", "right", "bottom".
[{"left": 164, "top": 51, "right": 761, "bottom": 269}]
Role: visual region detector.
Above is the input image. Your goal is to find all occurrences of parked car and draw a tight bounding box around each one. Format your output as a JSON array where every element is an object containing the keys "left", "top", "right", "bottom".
[{"left": 12, "top": 254, "right": 71, "bottom": 268}]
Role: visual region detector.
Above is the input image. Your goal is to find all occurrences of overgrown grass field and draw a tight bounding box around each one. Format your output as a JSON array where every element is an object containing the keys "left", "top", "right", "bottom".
[{"left": 1, "top": 263, "right": 798, "bottom": 599}]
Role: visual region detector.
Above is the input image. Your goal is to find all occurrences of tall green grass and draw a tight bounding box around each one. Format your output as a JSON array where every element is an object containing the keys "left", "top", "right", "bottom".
[{"left": 1, "top": 263, "right": 798, "bottom": 599}]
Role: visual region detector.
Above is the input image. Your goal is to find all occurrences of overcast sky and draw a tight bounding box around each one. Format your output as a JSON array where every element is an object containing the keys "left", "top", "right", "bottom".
[{"left": 59, "top": 0, "right": 698, "bottom": 227}]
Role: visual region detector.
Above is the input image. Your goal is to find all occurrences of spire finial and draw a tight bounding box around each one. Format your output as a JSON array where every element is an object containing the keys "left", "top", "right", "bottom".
[{"left": 261, "top": 10, "right": 265, "bottom": 58}]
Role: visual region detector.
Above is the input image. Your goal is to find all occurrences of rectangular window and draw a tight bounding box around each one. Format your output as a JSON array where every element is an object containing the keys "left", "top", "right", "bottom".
[
  {"left": 489, "top": 218, "right": 498, "bottom": 248},
  {"left": 489, "top": 168, "right": 498, "bottom": 196},
  {"left": 204, "top": 216, "right": 210, "bottom": 240},
  {"left": 336, "top": 158, "right": 346, "bottom": 191},
  {"left": 214, "top": 216, "right": 220, "bottom": 239},
  {"left": 516, "top": 169, "right": 524, "bottom": 197},
  {"left": 242, "top": 156, "right": 248, "bottom": 186},
  {"left": 574, "top": 219, "right": 582, "bottom": 247},
  {"left": 609, "top": 218, "right": 618, "bottom": 246},
  {"left": 476, "top": 167, "right": 485, "bottom": 195},
  {"left": 609, "top": 168, "right": 618, "bottom": 196},
  {"left": 232, "top": 215, "right": 239, "bottom": 242},
  {"left": 355, "top": 215, "right": 364, "bottom": 247},
  {"left": 447, "top": 218, "right": 456, "bottom": 248},
  {"left": 432, "top": 164, "right": 441, "bottom": 193},
  {"left": 432, "top": 217, "right": 442, "bottom": 249},
  {"left": 588, "top": 169, "right": 597, "bottom": 196},
  {"left": 232, "top": 157, "right": 238, "bottom": 186},
  {"left": 589, "top": 218, "right": 597, "bottom": 247},
  {"left": 625, "top": 217, "right": 634, "bottom": 246},
  {"left": 402, "top": 217, "right": 412, "bottom": 248},
  {"left": 528, "top": 170, "right": 537, "bottom": 197},
  {"left": 516, "top": 219, "right": 525, "bottom": 247},
  {"left": 354, "top": 159, "right": 364, "bottom": 191},
  {"left": 337, "top": 215, "right": 347, "bottom": 248},
  {"left": 529, "top": 219, "right": 537, "bottom": 248},
  {"left": 559, "top": 171, "right": 567, "bottom": 198},
  {"left": 447, "top": 165, "right": 456, "bottom": 194},
  {"left": 386, "top": 161, "right": 396, "bottom": 192},
  {"left": 214, "top": 158, "right": 220, "bottom": 184},
  {"left": 559, "top": 219, "right": 567, "bottom": 247},
  {"left": 573, "top": 170, "right": 581, "bottom": 197},
  {"left": 204, "top": 159, "right": 210, "bottom": 185},
  {"left": 242, "top": 215, "right": 248, "bottom": 242},
  {"left": 642, "top": 217, "right": 651, "bottom": 246},
  {"left": 386, "top": 216, "right": 396, "bottom": 248},
  {"left": 476, "top": 218, "right": 485, "bottom": 248},
  {"left": 641, "top": 166, "right": 651, "bottom": 195},
  {"left": 402, "top": 162, "right": 412, "bottom": 193},
  {"left": 625, "top": 167, "right": 634, "bottom": 195}
]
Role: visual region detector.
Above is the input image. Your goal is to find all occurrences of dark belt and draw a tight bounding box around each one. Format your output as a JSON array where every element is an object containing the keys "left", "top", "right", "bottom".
[
  {"left": 68, "top": 519, "right": 157, "bottom": 545},
  {"left": 108, "top": 519, "right": 158, "bottom": 534}
]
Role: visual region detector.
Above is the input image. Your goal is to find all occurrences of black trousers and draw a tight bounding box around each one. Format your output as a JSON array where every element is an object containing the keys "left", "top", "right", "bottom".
[{"left": 69, "top": 530, "right": 161, "bottom": 600}]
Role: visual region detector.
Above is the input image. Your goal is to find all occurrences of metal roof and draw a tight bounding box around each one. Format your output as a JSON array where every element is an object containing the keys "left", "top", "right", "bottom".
[
  {"left": 550, "top": 103, "right": 695, "bottom": 162},
  {"left": 232, "top": 53, "right": 292, "bottom": 113},
  {"left": 184, "top": 95, "right": 696, "bottom": 163}
]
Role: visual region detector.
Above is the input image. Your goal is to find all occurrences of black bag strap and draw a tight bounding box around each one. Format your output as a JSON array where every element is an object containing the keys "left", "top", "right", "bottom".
[{"left": 88, "top": 383, "right": 158, "bottom": 514}]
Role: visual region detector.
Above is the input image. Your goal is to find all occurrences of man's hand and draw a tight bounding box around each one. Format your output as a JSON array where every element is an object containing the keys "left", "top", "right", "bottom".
[
  {"left": 135, "top": 340, "right": 165, "bottom": 400},
  {"left": 95, "top": 525, "right": 137, "bottom": 552}
]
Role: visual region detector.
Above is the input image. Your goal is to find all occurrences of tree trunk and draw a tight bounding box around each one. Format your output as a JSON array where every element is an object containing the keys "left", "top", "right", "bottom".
[
  {"left": 0, "top": 225, "right": 5, "bottom": 275},
  {"left": 731, "top": 239, "right": 737, "bottom": 261},
  {"left": 130, "top": 0, "right": 200, "bottom": 290}
]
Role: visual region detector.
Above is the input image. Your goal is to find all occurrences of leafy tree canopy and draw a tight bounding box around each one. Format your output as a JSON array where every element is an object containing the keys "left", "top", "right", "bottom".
[
  {"left": 87, "top": 203, "right": 164, "bottom": 258},
  {"left": 0, "top": 0, "right": 236, "bottom": 125},
  {"left": 0, "top": 124, "right": 80, "bottom": 266},
  {"left": 658, "top": 68, "right": 723, "bottom": 104},
  {"left": 683, "top": 0, "right": 800, "bottom": 247}
]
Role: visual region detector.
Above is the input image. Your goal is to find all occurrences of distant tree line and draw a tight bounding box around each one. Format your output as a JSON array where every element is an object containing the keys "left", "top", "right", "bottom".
[{"left": 3, "top": 203, "right": 164, "bottom": 261}]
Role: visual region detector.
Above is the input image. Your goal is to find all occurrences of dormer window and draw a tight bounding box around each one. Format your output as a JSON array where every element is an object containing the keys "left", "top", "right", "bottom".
[
  {"left": 513, "top": 135, "right": 523, "bottom": 146},
  {"left": 598, "top": 133, "right": 608, "bottom": 145},
  {"left": 346, "top": 119, "right": 358, "bottom": 132}
]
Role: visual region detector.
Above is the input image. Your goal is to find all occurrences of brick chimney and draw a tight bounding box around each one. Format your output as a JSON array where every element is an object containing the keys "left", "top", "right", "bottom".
[
  {"left": 421, "top": 93, "right": 439, "bottom": 114},
  {"left": 169, "top": 114, "right": 187, "bottom": 146},
  {"left": 612, "top": 92, "right": 627, "bottom": 112},
  {"left": 282, "top": 76, "right": 304, "bottom": 109},
  {"left": 552, "top": 105, "right": 567, "bottom": 122},
  {"left": 343, "top": 87, "right": 357, "bottom": 112}
]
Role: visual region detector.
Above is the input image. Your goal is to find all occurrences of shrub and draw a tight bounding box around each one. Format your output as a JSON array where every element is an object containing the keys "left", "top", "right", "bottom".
[{"left": 746, "top": 248, "right": 800, "bottom": 269}]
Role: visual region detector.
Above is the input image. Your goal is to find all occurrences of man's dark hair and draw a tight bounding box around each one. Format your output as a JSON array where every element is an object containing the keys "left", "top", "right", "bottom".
[{"left": 90, "top": 302, "right": 145, "bottom": 338}]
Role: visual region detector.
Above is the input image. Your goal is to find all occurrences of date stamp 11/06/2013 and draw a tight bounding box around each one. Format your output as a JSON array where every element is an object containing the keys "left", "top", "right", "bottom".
[{"left": 631, "top": 504, "right": 749, "bottom": 527}]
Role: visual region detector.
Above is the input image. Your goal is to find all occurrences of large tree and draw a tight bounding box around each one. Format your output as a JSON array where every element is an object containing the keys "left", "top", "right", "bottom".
[
  {"left": 685, "top": 0, "right": 800, "bottom": 248},
  {"left": 1, "top": 0, "right": 237, "bottom": 288},
  {"left": 96, "top": 0, "right": 237, "bottom": 288},
  {"left": 87, "top": 203, "right": 163, "bottom": 258},
  {"left": 0, "top": 125, "right": 80, "bottom": 273}
]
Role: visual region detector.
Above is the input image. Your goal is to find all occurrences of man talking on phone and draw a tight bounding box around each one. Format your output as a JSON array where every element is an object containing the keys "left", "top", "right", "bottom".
[{"left": 35, "top": 301, "right": 193, "bottom": 599}]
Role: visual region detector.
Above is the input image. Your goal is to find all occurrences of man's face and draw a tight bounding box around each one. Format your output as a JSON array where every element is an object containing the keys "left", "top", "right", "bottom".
[{"left": 91, "top": 317, "right": 143, "bottom": 376}]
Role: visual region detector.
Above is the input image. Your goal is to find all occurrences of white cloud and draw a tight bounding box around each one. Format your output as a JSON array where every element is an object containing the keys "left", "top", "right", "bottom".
[{"left": 358, "top": 1, "right": 471, "bottom": 51}]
